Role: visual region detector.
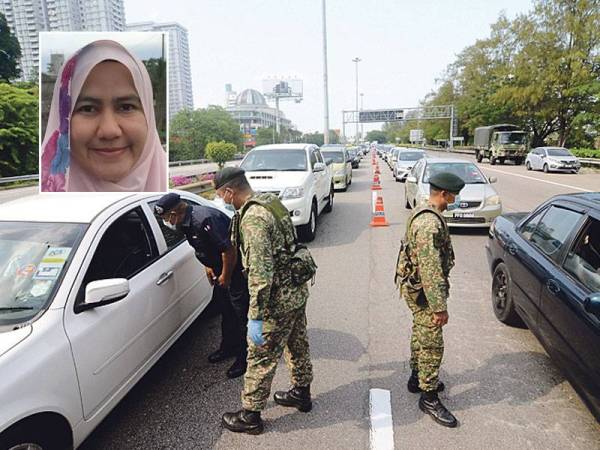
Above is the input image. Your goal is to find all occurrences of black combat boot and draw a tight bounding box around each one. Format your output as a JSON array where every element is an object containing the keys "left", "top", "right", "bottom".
[
  {"left": 273, "top": 385, "right": 312, "bottom": 412},
  {"left": 222, "top": 409, "right": 264, "bottom": 435},
  {"left": 407, "top": 370, "right": 445, "bottom": 393},
  {"left": 419, "top": 391, "right": 457, "bottom": 428},
  {"left": 226, "top": 357, "right": 247, "bottom": 379}
]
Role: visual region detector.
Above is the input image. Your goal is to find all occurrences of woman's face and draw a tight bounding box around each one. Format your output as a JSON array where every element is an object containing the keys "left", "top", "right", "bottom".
[{"left": 70, "top": 60, "right": 148, "bottom": 183}]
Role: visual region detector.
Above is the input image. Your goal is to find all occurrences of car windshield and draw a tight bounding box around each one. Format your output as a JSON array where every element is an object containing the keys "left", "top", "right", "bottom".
[
  {"left": 498, "top": 133, "right": 526, "bottom": 144},
  {"left": 547, "top": 148, "right": 572, "bottom": 157},
  {"left": 423, "top": 162, "right": 487, "bottom": 184},
  {"left": 0, "top": 222, "right": 86, "bottom": 327},
  {"left": 399, "top": 152, "right": 425, "bottom": 161},
  {"left": 322, "top": 151, "right": 345, "bottom": 164},
  {"left": 348, "top": 150, "right": 357, "bottom": 157},
  {"left": 240, "top": 149, "right": 307, "bottom": 171}
]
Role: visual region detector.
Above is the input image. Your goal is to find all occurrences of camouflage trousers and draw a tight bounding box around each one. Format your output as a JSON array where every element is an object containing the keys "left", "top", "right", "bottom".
[
  {"left": 241, "top": 305, "right": 313, "bottom": 411},
  {"left": 401, "top": 286, "right": 444, "bottom": 392}
]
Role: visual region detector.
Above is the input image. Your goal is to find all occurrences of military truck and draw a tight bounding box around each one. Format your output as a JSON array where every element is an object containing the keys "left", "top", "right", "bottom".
[{"left": 474, "top": 124, "right": 529, "bottom": 165}]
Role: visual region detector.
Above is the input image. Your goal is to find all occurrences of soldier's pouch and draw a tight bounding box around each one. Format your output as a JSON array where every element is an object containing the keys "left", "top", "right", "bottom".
[
  {"left": 394, "top": 240, "right": 413, "bottom": 289},
  {"left": 289, "top": 244, "right": 318, "bottom": 286}
]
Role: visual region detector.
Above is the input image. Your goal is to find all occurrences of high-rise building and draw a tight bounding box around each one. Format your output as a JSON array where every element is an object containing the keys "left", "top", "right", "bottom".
[
  {"left": 0, "top": 0, "right": 126, "bottom": 81},
  {"left": 127, "top": 21, "right": 193, "bottom": 117}
]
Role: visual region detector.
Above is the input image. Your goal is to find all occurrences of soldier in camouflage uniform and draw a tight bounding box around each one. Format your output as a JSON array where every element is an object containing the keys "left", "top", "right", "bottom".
[
  {"left": 215, "top": 167, "right": 314, "bottom": 435},
  {"left": 396, "top": 172, "right": 464, "bottom": 428}
]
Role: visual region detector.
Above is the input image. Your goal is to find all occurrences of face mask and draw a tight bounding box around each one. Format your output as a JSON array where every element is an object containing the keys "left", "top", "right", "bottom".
[
  {"left": 215, "top": 195, "right": 236, "bottom": 212},
  {"left": 163, "top": 219, "right": 177, "bottom": 231},
  {"left": 446, "top": 194, "right": 461, "bottom": 211}
]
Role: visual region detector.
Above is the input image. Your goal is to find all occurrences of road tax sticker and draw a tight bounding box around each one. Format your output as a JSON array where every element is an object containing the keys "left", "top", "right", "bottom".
[
  {"left": 41, "top": 247, "right": 71, "bottom": 264},
  {"left": 33, "top": 263, "right": 63, "bottom": 280}
]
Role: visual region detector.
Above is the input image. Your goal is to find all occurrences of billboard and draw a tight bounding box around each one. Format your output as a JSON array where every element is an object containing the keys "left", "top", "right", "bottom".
[{"left": 262, "top": 78, "right": 303, "bottom": 99}]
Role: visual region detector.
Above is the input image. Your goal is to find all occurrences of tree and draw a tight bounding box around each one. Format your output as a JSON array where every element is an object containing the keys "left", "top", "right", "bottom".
[
  {"left": 205, "top": 141, "right": 237, "bottom": 168},
  {"left": 256, "top": 127, "right": 277, "bottom": 146},
  {"left": 300, "top": 131, "right": 340, "bottom": 146},
  {"left": 143, "top": 58, "right": 167, "bottom": 144},
  {"left": 366, "top": 130, "right": 387, "bottom": 143},
  {"left": 0, "top": 13, "right": 21, "bottom": 82},
  {"left": 169, "top": 106, "right": 241, "bottom": 161},
  {"left": 0, "top": 83, "right": 38, "bottom": 176}
]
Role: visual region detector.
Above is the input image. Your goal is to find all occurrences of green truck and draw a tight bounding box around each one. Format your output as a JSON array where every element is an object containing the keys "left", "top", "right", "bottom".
[{"left": 474, "top": 124, "right": 529, "bottom": 165}]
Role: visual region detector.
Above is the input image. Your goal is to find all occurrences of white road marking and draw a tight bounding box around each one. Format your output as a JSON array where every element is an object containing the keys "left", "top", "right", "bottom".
[
  {"left": 370, "top": 388, "right": 394, "bottom": 450},
  {"left": 482, "top": 167, "right": 592, "bottom": 192}
]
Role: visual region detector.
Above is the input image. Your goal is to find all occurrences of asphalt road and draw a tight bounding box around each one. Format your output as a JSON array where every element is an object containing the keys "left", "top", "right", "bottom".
[{"left": 78, "top": 155, "right": 599, "bottom": 449}]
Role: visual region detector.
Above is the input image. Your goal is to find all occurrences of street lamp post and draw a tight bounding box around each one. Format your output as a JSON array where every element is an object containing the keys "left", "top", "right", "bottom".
[
  {"left": 360, "top": 92, "right": 364, "bottom": 143},
  {"left": 322, "top": 0, "right": 330, "bottom": 145},
  {"left": 352, "top": 57, "right": 361, "bottom": 144}
]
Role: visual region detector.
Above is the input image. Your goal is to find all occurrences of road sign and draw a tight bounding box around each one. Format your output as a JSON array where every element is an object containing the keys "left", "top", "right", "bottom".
[{"left": 358, "top": 109, "right": 404, "bottom": 123}]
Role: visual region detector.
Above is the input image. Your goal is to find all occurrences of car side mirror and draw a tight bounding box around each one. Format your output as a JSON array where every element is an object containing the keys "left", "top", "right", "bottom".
[
  {"left": 583, "top": 293, "right": 600, "bottom": 318},
  {"left": 406, "top": 176, "right": 417, "bottom": 183},
  {"left": 75, "top": 278, "right": 130, "bottom": 313},
  {"left": 313, "top": 162, "right": 326, "bottom": 172},
  {"left": 489, "top": 176, "right": 497, "bottom": 183},
  {"left": 540, "top": 154, "right": 546, "bottom": 158}
]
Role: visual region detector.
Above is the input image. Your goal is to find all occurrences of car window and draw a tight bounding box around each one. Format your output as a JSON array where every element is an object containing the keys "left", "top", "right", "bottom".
[
  {"left": 240, "top": 149, "right": 307, "bottom": 171},
  {"left": 77, "top": 207, "right": 158, "bottom": 303},
  {"left": 529, "top": 206, "right": 583, "bottom": 261},
  {"left": 148, "top": 198, "right": 201, "bottom": 250},
  {"left": 564, "top": 218, "right": 600, "bottom": 292},
  {"left": 520, "top": 207, "right": 547, "bottom": 241},
  {"left": 315, "top": 150, "right": 324, "bottom": 163}
]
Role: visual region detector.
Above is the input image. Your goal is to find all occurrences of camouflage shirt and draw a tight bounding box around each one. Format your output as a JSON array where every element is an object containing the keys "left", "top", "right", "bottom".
[
  {"left": 404, "top": 203, "right": 455, "bottom": 312},
  {"left": 238, "top": 193, "right": 308, "bottom": 320}
]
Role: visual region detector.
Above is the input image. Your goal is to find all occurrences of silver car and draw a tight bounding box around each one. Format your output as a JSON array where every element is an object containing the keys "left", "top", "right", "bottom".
[
  {"left": 394, "top": 149, "right": 426, "bottom": 182},
  {"left": 404, "top": 158, "right": 502, "bottom": 227},
  {"left": 525, "top": 147, "right": 581, "bottom": 173}
]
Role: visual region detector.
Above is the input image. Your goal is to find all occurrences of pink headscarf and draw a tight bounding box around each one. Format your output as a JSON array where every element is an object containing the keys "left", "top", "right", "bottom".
[{"left": 41, "top": 39, "right": 167, "bottom": 192}]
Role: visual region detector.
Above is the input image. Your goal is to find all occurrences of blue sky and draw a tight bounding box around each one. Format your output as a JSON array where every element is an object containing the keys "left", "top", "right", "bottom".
[{"left": 125, "top": 0, "right": 534, "bottom": 136}]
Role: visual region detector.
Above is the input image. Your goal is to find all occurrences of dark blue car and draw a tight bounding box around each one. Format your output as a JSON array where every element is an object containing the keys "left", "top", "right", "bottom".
[{"left": 486, "top": 193, "right": 600, "bottom": 420}]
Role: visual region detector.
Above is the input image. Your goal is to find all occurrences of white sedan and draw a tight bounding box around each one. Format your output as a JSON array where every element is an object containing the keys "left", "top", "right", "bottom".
[
  {"left": 0, "top": 191, "right": 222, "bottom": 449},
  {"left": 525, "top": 147, "right": 581, "bottom": 173}
]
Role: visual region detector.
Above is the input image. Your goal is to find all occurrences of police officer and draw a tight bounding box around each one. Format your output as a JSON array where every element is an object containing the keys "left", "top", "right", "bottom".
[
  {"left": 215, "top": 167, "right": 313, "bottom": 435},
  {"left": 155, "top": 192, "right": 249, "bottom": 379},
  {"left": 396, "top": 172, "right": 464, "bottom": 428}
]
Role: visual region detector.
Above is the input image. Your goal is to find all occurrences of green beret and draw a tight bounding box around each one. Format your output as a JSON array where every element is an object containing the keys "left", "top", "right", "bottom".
[
  {"left": 214, "top": 167, "right": 245, "bottom": 189},
  {"left": 429, "top": 172, "right": 465, "bottom": 194}
]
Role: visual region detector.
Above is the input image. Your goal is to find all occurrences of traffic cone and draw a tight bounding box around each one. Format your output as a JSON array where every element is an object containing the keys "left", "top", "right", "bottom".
[
  {"left": 374, "top": 164, "right": 381, "bottom": 175},
  {"left": 371, "top": 173, "right": 382, "bottom": 190},
  {"left": 370, "top": 193, "right": 389, "bottom": 227}
]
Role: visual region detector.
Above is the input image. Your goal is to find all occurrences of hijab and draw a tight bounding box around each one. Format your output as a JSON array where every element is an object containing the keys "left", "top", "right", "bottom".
[{"left": 41, "top": 39, "right": 167, "bottom": 192}]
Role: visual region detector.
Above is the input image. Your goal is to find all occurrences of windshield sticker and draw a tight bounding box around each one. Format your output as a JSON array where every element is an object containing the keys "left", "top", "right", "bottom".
[
  {"left": 30, "top": 280, "right": 52, "bottom": 297},
  {"left": 41, "top": 247, "right": 71, "bottom": 264},
  {"left": 33, "top": 263, "right": 63, "bottom": 280},
  {"left": 16, "top": 264, "right": 36, "bottom": 277}
]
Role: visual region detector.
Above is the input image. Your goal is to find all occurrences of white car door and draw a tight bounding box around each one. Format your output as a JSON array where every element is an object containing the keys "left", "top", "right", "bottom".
[
  {"left": 64, "top": 205, "right": 178, "bottom": 419},
  {"left": 533, "top": 149, "right": 543, "bottom": 170},
  {"left": 405, "top": 160, "right": 423, "bottom": 206},
  {"left": 314, "top": 149, "right": 329, "bottom": 204}
]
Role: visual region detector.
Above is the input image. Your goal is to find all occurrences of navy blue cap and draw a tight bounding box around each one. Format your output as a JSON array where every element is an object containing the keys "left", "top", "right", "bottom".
[{"left": 155, "top": 193, "right": 181, "bottom": 215}]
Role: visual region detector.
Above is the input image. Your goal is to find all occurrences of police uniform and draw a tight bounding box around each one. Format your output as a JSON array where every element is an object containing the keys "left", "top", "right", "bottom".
[
  {"left": 155, "top": 193, "right": 249, "bottom": 377},
  {"left": 179, "top": 204, "right": 249, "bottom": 364}
]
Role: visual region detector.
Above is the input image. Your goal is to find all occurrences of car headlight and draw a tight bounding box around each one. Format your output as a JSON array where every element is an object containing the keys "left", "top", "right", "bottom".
[
  {"left": 486, "top": 195, "right": 501, "bottom": 206},
  {"left": 281, "top": 186, "right": 304, "bottom": 199}
]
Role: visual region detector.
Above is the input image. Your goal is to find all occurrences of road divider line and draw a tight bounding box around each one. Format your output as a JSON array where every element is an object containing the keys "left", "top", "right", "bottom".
[
  {"left": 369, "top": 388, "right": 394, "bottom": 450},
  {"left": 482, "top": 167, "right": 592, "bottom": 192}
]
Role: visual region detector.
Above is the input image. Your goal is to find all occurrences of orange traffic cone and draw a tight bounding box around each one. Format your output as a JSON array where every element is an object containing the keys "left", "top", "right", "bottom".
[
  {"left": 370, "top": 194, "right": 389, "bottom": 227},
  {"left": 374, "top": 164, "right": 381, "bottom": 175},
  {"left": 371, "top": 173, "right": 382, "bottom": 190}
]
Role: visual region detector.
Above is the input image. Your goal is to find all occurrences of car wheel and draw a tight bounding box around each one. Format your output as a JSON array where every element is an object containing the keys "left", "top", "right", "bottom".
[
  {"left": 348, "top": 176, "right": 352, "bottom": 186},
  {"left": 490, "top": 156, "right": 497, "bottom": 165},
  {"left": 299, "top": 202, "right": 317, "bottom": 242},
  {"left": 476, "top": 152, "right": 483, "bottom": 163},
  {"left": 543, "top": 164, "right": 549, "bottom": 173},
  {"left": 324, "top": 186, "right": 334, "bottom": 213},
  {"left": 526, "top": 161, "right": 532, "bottom": 170},
  {"left": 491, "top": 263, "right": 524, "bottom": 327},
  {"left": 499, "top": 157, "right": 505, "bottom": 165}
]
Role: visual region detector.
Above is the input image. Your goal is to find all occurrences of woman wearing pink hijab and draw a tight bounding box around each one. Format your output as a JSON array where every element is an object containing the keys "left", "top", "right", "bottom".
[{"left": 41, "top": 39, "right": 167, "bottom": 192}]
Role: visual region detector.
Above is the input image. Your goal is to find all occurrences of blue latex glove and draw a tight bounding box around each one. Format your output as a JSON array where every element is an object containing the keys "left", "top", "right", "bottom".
[{"left": 248, "top": 319, "right": 265, "bottom": 346}]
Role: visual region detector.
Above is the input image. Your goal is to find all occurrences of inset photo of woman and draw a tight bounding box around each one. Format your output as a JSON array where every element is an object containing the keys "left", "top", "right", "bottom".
[{"left": 40, "top": 32, "right": 167, "bottom": 192}]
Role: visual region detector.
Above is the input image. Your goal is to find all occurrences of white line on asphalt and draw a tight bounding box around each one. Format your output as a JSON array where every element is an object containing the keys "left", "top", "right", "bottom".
[
  {"left": 482, "top": 167, "right": 593, "bottom": 192},
  {"left": 369, "top": 388, "right": 394, "bottom": 450}
]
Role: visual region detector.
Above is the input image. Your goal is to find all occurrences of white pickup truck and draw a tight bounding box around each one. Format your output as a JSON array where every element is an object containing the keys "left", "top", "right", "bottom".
[{"left": 239, "top": 143, "right": 334, "bottom": 241}]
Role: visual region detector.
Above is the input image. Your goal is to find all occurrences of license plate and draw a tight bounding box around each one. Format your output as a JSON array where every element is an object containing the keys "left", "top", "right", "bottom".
[{"left": 454, "top": 212, "right": 474, "bottom": 218}]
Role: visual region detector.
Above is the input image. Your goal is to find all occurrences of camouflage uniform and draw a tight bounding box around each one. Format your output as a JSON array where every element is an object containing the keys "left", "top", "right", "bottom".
[
  {"left": 236, "top": 193, "right": 313, "bottom": 411},
  {"left": 399, "top": 203, "right": 454, "bottom": 392}
]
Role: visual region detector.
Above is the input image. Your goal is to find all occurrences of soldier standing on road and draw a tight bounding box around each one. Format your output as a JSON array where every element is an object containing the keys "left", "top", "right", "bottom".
[
  {"left": 155, "top": 193, "right": 249, "bottom": 379},
  {"left": 395, "top": 172, "right": 465, "bottom": 428},
  {"left": 215, "top": 167, "right": 314, "bottom": 436}
]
